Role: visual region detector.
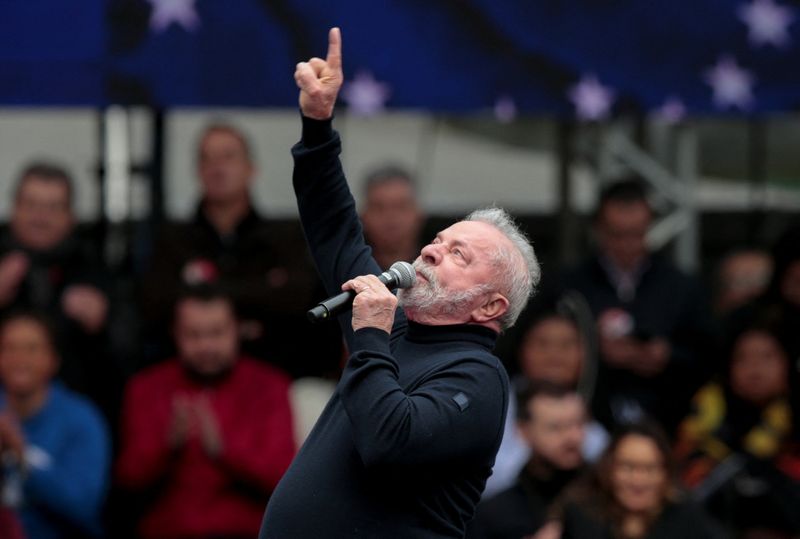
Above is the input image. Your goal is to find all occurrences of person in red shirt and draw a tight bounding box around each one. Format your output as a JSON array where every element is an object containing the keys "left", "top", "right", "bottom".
[{"left": 116, "top": 285, "right": 295, "bottom": 539}]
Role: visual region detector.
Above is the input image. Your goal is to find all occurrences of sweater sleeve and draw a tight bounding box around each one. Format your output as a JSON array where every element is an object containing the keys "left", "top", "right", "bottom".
[
  {"left": 23, "top": 404, "right": 110, "bottom": 534},
  {"left": 216, "top": 370, "right": 296, "bottom": 492},
  {"left": 115, "top": 376, "right": 175, "bottom": 489},
  {"left": 339, "top": 328, "right": 507, "bottom": 467},
  {"left": 291, "top": 115, "right": 406, "bottom": 348}
]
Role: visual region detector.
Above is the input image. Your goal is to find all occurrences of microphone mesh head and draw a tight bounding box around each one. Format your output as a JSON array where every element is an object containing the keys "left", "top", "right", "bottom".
[{"left": 389, "top": 261, "right": 416, "bottom": 288}]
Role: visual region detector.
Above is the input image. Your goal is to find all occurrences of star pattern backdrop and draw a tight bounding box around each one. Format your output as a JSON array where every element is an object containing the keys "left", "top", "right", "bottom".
[{"left": 1, "top": 0, "right": 799, "bottom": 117}]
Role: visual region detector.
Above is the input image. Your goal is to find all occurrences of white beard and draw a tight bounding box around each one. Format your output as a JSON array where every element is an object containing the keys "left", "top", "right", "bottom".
[{"left": 398, "top": 261, "right": 490, "bottom": 318}]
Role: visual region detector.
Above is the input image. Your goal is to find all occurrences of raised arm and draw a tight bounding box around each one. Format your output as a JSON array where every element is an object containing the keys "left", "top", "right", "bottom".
[{"left": 291, "top": 28, "right": 405, "bottom": 345}]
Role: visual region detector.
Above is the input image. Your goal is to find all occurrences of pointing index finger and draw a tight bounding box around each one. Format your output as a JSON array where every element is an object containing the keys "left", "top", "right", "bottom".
[{"left": 326, "top": 27, "right": 342, "bottom": 71}]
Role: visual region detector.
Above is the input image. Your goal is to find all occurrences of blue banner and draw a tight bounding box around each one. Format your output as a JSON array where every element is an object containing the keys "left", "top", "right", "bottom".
[{"left": 1, "top": 0, "right": 798, "bottom": 115}]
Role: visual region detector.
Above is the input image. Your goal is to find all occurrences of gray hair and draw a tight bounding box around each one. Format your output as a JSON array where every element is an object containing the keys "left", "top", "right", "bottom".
[{"left": 464, "top": 207, "right": 541, "bottom": 330}]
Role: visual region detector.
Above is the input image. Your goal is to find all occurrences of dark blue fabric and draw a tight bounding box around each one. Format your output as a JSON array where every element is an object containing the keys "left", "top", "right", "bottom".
[{"left": 1, "top": 0, "right": 799, "bottom": 112}]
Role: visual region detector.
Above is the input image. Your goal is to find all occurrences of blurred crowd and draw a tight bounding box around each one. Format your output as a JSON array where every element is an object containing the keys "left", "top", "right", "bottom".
[{"left": 0, "top": 121, "right": 798, "bottom": 539}]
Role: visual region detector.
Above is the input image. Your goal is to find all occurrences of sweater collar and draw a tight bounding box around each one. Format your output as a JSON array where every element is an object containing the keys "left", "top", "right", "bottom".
[{"left": 405, "top": 320, "right": 497, "bottom": 351}]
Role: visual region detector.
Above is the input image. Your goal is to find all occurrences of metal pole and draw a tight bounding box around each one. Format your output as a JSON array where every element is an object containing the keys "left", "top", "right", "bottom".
[
  {"left": 675, "top": 124, "right": 698, "bottom": 272},
  {"left": 746, "top": 117, "right": 767, "bottom": 244},
  {"left": 150, "top": 108, "right": 166, "bottom": 223},
  {"left": 557, "top": 118, "right": 579, "bottom": 267}
]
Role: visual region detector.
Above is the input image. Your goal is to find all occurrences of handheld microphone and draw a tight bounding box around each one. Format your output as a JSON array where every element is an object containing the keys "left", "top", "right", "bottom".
[{"left": 307, "top": 261, "right": 416, "bottom": 323}]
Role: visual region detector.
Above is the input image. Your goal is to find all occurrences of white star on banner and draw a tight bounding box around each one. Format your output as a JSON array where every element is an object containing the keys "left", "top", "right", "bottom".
[
  {"left": 738, "top": 0, "right": 795, "bottom": 48},
  {"left": 653, "top": 96, "right": 687, "bottom": 123},
  {"left": 147, "top": 0, "right": 200, "bottom": 33},
  {"left": 341, "top": 71, "right": 391, "bottom": 117},
  {"left": 704, "top": 56, "right": 755, "bottom": 110},
  {"left": 494, "top": 95, "right": 517, "bottom": 123},
  {"left": 568, "top": 75, "right": 615, "bottom": 121}
]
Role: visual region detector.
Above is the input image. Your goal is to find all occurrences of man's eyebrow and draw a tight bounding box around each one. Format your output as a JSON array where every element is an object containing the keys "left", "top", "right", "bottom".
[{"left": 434, "top": 233, "right": 473, "bottom": 254}]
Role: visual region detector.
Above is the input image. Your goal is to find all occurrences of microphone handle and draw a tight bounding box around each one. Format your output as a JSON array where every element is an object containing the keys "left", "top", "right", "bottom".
[
  {"left": 306, "top": 290, "right": 356, "bottom": 322},
  {"left": 307, "top": 272, "right": 397, "bottom": 323}
]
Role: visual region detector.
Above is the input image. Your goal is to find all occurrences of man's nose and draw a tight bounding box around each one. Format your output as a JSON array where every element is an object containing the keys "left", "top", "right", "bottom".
[{"left": 420, "top": 243, "right": 443, "bottom": 265}]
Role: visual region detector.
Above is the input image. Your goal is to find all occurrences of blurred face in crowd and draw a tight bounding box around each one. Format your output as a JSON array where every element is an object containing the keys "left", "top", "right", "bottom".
[
  {"left": 175, "top": 298, "right": 239, "bottom": 377},
  {"left": 781, "top": 260, "right": 800, "bottom": 307},
  {"left": 518, "top": 393, "right": 586, "bottom": 470},
  {"left": 197, "top": 128, "right": 254, "bottom": 206},
  {"left": 12, "top": 175, "right": 74, "bottom": 251},
  {"left": 595, "top": 200, "right": 652, "bottom": 272},
  {"left": 610, "top": 434, "right": 668, "bottom": 514},
  {"left": 0, "top": 318, "right": 57, "bottom": 397},
  {"left": 399, "top": 220, "right": 511, "bottom": 326},
  {"left": 362, "top": 178, "right": 423, "bottom": 251},
  {"left": 716, "top": 251, "right": 772, "bottom": 314},
  {"left": 729, "top": 330, "right": 788, "bottom": 406},
  {"left": 519, "top": 316, "right": 584, "bottom": 387}
]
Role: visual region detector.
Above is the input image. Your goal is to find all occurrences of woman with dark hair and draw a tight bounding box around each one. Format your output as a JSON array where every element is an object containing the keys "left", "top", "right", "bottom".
[
  {"left": 725, "top": 225, "right": 800, "bottom": 440},
  {"left": 676, "top": 325, "right": 792, "bottom": 484},
  {"left": 675, "top": 323, "right": 799, "bottom": 535},
  {"left": 557, "top": 421, "right": 721, "bottom": 539}
]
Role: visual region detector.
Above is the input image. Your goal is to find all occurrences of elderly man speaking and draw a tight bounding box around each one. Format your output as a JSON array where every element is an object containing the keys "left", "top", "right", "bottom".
[{"left": 260, "top": 28, "right": 540, "bottom": 539}]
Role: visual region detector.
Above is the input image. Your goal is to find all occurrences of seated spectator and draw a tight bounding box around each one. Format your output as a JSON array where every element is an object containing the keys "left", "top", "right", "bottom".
[
  {"left": 485, "top": 307, "right": 609, "bottom": 497},
  {"left": 675, "top": 324, "right": 799, "bottom": 535},
  {"left": 467, "top": 382, "right": 588, "bottom": 539},
  {"left": 116, "top": 285, "right": 295, "bottom": 539},
  {"left": 719, "top": 227, "right": 800, "bottom": 532},
  {"left": 714, "top": 249, "right": 772, "bottom": 316},
  {"left": 561, "top": 178, "right": 715, "bottom": 434},
  {"left": 360, "top": 164, "right": 425, "bottom": 270},
  {"left": 0, "top": 163, "right": 118, "bottom": 417},
  {"left": 727, "top": 225, "right": 800, "bottom": 444},
  {"left": 558, "top": 421, "right": 722, "bottom": 539},
  {"left": 677, "top": 324, "right": 792, "bottom": 485},
  {"left": 0, "top": 311, "right": 110, "bottom": 539},
  {"left": 140, "top": 122, "right": 339, "bottom": 377}
]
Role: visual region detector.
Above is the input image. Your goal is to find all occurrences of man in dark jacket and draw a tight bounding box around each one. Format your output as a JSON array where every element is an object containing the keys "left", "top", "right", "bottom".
[
  {"left": 140, "top": 122, "right": 339, "bottom": 376},
  {"left": 467, "top": 382, "right": 588, "bottom": 539},
  {"left": 0, "top": 162, "right": 117, "bottom": 417},
  {"left": 259, "top": 28, "right": 540, "bottom": 538},
  {"left": 562, "top": 180, "right": 715, "bottom": 433}
]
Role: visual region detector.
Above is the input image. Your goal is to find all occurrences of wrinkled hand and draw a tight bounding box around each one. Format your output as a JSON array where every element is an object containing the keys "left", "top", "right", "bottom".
[
  {"left": 343, "top": 274, "right": 397, "bottom": 333},
  {"left": 194, "top": 394, "right": 223, "bottom": 459},
  {"left": 62, "top": 285, "right": 108, "bottom": 334},
  {"left": 0, "top": 252, "right": 30, "bottom": 306},
  {"left": 0, "top": 413, "right": 26, "bottom": 465},
  {"left": 294, "top": 27, "right": 343, "bottom": 120}
]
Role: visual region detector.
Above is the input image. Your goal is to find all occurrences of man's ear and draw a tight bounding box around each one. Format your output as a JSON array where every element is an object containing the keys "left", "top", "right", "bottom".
[{"left": 471, "top": 292, "right": 509, "bottom": 324}]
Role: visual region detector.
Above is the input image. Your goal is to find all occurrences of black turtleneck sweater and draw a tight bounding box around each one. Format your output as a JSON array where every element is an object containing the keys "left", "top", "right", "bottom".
[{"left": 259, "top": 116, "right": 509, "bottom": 538}]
